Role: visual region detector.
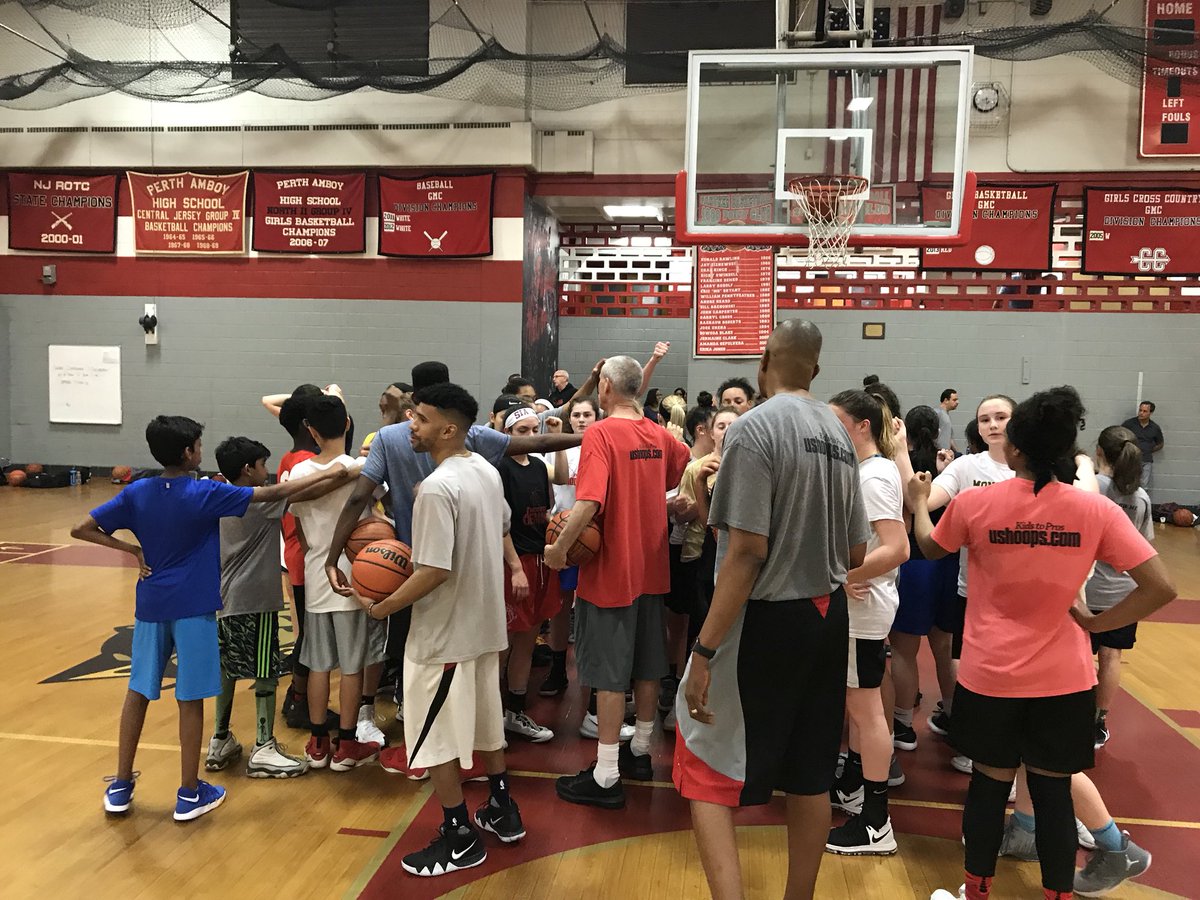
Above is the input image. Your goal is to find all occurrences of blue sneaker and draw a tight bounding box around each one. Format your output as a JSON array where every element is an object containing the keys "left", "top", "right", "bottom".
[
  {"left": 173, "top": 779, "right": 226, "bottom": 822},
  {"left": 103, "top": 773, "right": 138, "bottom": 814}
]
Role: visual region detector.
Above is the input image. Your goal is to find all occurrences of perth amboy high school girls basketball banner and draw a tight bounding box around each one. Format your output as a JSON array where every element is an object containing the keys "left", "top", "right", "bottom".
[
  {"left": 127, "top": 171, "right": 248, "bottom": 254},
  {"left": 6, "top": 173, "right": 119, "bottom": 253},
  {"left": 1082, "top": 186, "right": 1200, "bottom": 275},
  {"left": 920, "top": 183, "right": 1056, "bottom": 271},
  {"left": 252, "top": 172, "right": 366, "bottom": 254},
  {"left": 377, "top": 173, "right": 494, "bottom": 257}
]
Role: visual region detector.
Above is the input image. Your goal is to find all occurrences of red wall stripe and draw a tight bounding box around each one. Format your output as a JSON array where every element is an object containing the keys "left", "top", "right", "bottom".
[{"left": 0, "top": 255, "right": 522, "bottom": 302}]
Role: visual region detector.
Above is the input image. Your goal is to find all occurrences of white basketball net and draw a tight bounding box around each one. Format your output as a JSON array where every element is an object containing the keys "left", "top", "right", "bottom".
[{"left": 789, "top": 175, "right": 870, "bottom": 268}]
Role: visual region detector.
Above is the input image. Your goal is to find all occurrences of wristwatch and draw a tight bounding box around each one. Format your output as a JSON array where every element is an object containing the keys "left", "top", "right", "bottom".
[{"left": 692, "top": 640, "right": 716, "bottom": 660}]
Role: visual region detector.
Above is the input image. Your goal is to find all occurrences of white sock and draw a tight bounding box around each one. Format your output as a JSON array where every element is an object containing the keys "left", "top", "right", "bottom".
[
  {"left": 594, "top": 742, "right": 620, "bottom": 788},
  {"left": 894, "top": 707, "right": 913, "bottom": 727},
  {"left": 630, "top": 719, "right": 654, "bottom": 757}
]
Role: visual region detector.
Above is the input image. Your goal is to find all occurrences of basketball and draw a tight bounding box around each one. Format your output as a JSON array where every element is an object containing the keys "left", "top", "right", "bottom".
[
  {"left": 7, "top": 469, "right": 27, "bottom": 487},
  {"left": 345, "top": 517, "right": 395, "bottom": 561},
  {"left": 546, "top": 509, "right": 602, "bottom": 566},
  {"left": 111, "top": 466, "right": 132, "bottom": 483},
  {"left": 351, "top": 539, "right": 413, "bottom": 601},
  {"left": 25, "top": 463, "right": 43, "bottom": 475},
  {"left": 1172, "top": 508, "right": 1195, "bottom": 528}
]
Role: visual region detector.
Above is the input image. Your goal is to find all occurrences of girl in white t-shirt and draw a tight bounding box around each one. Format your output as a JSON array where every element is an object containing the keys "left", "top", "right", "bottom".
[{"left": 826, "top": 389, "right": 910, "bottom": 856}]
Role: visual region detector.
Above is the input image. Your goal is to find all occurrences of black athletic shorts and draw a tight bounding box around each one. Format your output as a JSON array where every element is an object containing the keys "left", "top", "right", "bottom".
[
  {"left": 1088, "top": 611, "right": 1137, "bottom": 652},
  {"left": 951, "top": 593, "right": 968, "bottom": 659},
  {"left": 950, "top": 683, "right": 1096, "bottom": 774},
  {"left": 665, "top": 542, "right": 700, "bottom": 617}
]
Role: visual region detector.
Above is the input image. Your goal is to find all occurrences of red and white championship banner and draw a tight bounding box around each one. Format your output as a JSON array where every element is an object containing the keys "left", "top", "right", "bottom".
[
  {"left": 920, "top": 183, "right": 1056, "bottom": 271},
  {"left": 1082, "top": 186, "right": 1200, "bottom": 275},
  {"left": 252, "top": 172, "right": 365, "bottom": 253},
  {"left": 127, "top": 171, "right": 248, "bottom": 254},
  {"left": 694, "top": 245, "right": 775, "bottom": 358},
  {"left": 377, "top": 173, "right": 494, "bottom": 257},
  {"left": 7, "top": 173, "right": 118, "bottom": 252},
  {"left": 1140, "top": 0, "right": 1200, "bottom": 156}
]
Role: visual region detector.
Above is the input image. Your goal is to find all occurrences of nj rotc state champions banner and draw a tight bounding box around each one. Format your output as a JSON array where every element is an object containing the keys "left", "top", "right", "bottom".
[
  {"left": 377, "top": 173, "right": 494, "bottom": 257},
  {"left": 7, "top": 173, "right": 119, "bottom": 253}
]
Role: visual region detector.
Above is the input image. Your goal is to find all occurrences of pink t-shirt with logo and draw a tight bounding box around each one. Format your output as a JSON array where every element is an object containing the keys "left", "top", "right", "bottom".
[{"left": 932, "top": 478, "right": 1155, "bottom": 698}]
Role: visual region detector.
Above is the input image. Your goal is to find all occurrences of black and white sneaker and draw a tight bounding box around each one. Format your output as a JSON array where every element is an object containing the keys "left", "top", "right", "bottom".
[
  {"left": 830, "top": 784, "right": 864, "bottom": 815},
  {"left": 1094, "top": 716, "right": 1110, "bottom": 750},
  {"left": 474, "top": 798, "right": 526, "bottom": 843},
  {"left": 893, "top": 719, "right": 918, "bottom": 751},
  {"left": 618, "top": 743, "right": 654, "bottom": 781},
  {"left": 825, "top": 814, "right": 898, "bottom": 856},
  {"left": 401, "top": 825, "right": 487, "bottom": 877},
  {"left": 556, "top": 765, "right": 626, "bottom": 809},
  {"left": 928, "top": 709, "right": 952, "bottom": 737}
]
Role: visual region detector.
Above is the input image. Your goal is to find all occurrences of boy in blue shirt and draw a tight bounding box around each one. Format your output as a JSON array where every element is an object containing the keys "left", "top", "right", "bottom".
[{"left": 72, "top": 415, "right": 354, "bottom": 821}]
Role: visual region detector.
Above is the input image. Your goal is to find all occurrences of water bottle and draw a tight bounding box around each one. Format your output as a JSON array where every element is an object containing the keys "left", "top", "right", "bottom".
[{"left": 69, "top": 467, "right": 79, "bottom": 486}]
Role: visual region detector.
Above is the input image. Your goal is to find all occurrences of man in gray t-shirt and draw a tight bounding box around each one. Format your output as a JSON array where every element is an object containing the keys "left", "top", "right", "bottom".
[
  {"left": 936, "top": 388, "right": 958, "bottom": 452},
  {"left": 673, "top": 320, "right": 870, "bottom": 900}
]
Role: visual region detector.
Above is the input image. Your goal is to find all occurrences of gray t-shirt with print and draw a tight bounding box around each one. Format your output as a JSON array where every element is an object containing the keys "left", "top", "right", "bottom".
[
  {"left": 1085, "top": 474, "right": 1155, "bottom": 610},
  {"left": 219, "top": 499, "right": 287, "bottom": 617},
  {"left": 709, "top": 393, "right": 871, "bottom": 600}
]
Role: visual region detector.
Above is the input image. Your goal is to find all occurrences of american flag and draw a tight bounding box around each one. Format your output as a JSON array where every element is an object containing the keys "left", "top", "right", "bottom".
[{"left": 825, "top": 4, "right": 944, "bottom": 185}]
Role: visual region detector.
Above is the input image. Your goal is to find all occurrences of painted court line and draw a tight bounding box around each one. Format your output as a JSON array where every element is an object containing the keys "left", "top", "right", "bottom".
[
  {"left": 0, "top": 731, "right": 179, "bottom": 752},
  {"left": 338, "top": 828, "right": 392, "bottom": 839},
  {"left": 343, "top": 781, "right": 433, "bottom": 900},
  {"left": 0, "top": 545, "right": 67, "bottom": 565}
]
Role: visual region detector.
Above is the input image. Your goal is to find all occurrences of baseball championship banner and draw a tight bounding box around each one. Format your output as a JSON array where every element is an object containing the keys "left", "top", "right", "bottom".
[
  {"left": 252, "top": 172, "right": 365, "bottom": 253},
  {"left": 377, "top": 173, "right": 493, "bottom": 257},
  {"left": 1082, "top": 186, "right": 1200, "bottom": 275},
  {"left": 7, "top": 173, "right": 119, "bottom": 253},
  {"left": 920, "top": 183, "right": 1056, "bottom": 270},
  {"left": 1140, "top": 0, "right": 1200, "bottom": 156},
  {"left": 127, "top": 171, "right": 248, "bottom": 254}
]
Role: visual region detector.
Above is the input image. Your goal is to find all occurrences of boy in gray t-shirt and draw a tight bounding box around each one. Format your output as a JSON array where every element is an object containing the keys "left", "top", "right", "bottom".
[{"left": 206, "top": 437, "right": 309, "bottom": 779}]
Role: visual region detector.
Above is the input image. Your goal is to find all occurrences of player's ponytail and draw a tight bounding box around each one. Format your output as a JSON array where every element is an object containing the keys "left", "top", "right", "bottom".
[{"left": 1098, "top": 425, "right": 1143, "bottom": 495}]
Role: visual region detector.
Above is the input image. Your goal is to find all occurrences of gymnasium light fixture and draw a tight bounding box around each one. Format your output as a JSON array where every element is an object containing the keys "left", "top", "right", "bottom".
[
  {"left": 847, "top": 96, "right": 874, "bottom": 111},
  {"left": 603, "top": 204, "right": 663, "bottom": 220}
]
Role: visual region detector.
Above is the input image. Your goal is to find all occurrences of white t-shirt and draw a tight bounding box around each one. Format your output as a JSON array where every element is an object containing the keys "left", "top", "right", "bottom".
[
  {"left": 289, "top": 454, "right": 368, "bottom": 614},
  {"left": 544, "top": 445, "right": 581, "bottom": 513},
  {"left": 933, "top": 451, "right": 1015, "bottom": 596},
  {"left": 851, "top": 455, "right": 904, "bottom": 640},
  {"left": 407, "top": 453, "right": 511, "bottom": 665}
]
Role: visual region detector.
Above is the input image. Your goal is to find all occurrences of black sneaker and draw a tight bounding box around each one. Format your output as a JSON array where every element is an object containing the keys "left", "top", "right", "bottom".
[
  {"left": 619, "top": 743, "right": 654, "bottom": 781},
  {"left": 474, "top": 798, "right": 526, "bottom": 843},
  {"left": 556, "top": 765, "right": 625, "bottom": 809},
  {"left": 531, "top": 643, "right": 553, "bottom": 667},
  {"left": 1094, "top": 716, "right": 1110, "bottom": 750},
  {"left": 928, "top": 709, "right": 952, "bottom": 737},
  {"left": 280, "top": 691, "right": 297, "bottom": 722},
  {"left": 825, "top": 814, "right": 898, "bottom": 856},
  {"left": 893, "top": 719, "right": 918, "bottom": 751},
  {"left": 658, "top": 676, "right": 679, "bottom": 715},
  {"left": 401, "top": 824, "right": 486, "bottom": 877},
  {"left": 539, "top": 669, "right": 569, "bottom": 697}
]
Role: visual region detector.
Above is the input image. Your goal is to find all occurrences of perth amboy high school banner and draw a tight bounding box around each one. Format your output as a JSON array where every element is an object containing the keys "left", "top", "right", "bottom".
[
  {"left": 127, "top": 171, "right": 248, "bottom": 254},
  {"left": 252, "top": 172, "right": 366, "bottom": 254}
]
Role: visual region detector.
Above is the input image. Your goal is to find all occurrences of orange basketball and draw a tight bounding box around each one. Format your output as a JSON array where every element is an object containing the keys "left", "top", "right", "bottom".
[
  {"left": 7, "top": 469, "right": 27, "bottom": 487},
  {"left": 111, "top": 466, "right": 132, "bottom": 483},
  {"left": 25, "top": 463, "right": 43, "bottom": 475},
  {"left": 346, "top": 517, "right": 395, "bottom": 561},
  {"left": 545, "top": 509, "right": 602, "bottom": 566},
  {"left": 351, "top": 539, "right": 413, "bottom": 601},
  {"left": 1172, "top": 508, "right": 1195, "bottom": 528}
]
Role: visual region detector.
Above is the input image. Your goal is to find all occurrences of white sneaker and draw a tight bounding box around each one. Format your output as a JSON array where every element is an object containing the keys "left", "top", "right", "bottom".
[
  {"left": 1009, "top": 782, "right": 1017, "bottom": 802},
  {"left": 930, "top": 887, "right": 965, "bottom": 900},
  {"left": 831, "top": 784, "right": 865, "bottom": 815},
  {"left": 1076, "top": 817, "right": 1096, "bottom": 850},
  {"left": 503, "top": 709, "right": 554, "bottom": 743},
  {"left": 205, "top": 732, "right": 243, "bottom": 771},
  {"left": 950, "top": 754, "right": 973, "bottom": 774},
  {"left": 663, "top": 708, "right": 677, "bottom": 732},
  {"left": 356, "top": 705, "right": 387, "bottom": 746},
  {"left": 578, "top": 712, "right": 635, "bottom": 742},
  {"left": 247, "top": 738, "right": 308, "bottom": 778}
]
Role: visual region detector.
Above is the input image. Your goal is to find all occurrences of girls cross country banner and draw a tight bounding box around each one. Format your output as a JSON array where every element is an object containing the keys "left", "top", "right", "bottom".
[
  {"left": 127, "top": 171, "right": 248, "bottom": 254},
  {"left": 1082, "top": 186, "right": 1200, "bottom": 275},
  {"left": 920, "top": 183, "right": 1056, "bottom": 271},
  {"left": 6, "top": 173, "right": 119, "bottom": 253},
  {"left": 377, "top": 173, "right": 494, "bottom": 257},
  {"left": 252, "top": 172, "right": 365, "bottom": 253}
]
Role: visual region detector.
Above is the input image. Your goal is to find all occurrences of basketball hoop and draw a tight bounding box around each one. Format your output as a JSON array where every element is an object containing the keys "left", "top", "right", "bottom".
[{"left": 789, "top": 175, "right": 870, "bottom": 267}]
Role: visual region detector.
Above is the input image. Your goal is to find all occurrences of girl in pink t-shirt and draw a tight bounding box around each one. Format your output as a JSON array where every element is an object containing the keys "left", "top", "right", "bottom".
[{"left": 913, "top": 386, "right": 1174, "bottom": 900}]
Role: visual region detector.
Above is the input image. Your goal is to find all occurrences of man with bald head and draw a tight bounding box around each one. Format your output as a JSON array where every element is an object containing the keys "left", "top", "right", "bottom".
[
  {"left": 674, "top": 319, "right": 870, "bottom": 900},
  {"left": 545, "top": 355, "right": 691, "bottom": 809}
]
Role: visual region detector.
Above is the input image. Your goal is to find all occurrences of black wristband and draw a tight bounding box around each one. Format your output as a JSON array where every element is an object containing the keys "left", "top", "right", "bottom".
[{"left": 692, "top": 640, "right": 716, "bottom": 660}]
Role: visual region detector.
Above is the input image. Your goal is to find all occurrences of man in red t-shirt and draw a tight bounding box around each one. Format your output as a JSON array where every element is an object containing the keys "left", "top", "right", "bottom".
[{"left": 546, "top": 355, "right": 690, "bottom": 809}]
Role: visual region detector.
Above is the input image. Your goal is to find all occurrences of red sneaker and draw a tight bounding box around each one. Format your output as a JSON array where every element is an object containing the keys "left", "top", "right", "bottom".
[
  {"left": 379, "top": 746, "right": 426, "bottom": 779},
  {"left": 331, "top": 739, "right": 380, "bottom": 772},
  {"left": 460, "top": 756, "right": 490, "bottom": 783},
  {"left": 305, "top": 736, "right": 331, "bottom": 769}
]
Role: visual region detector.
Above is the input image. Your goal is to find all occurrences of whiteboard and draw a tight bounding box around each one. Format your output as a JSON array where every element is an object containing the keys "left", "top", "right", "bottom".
[{"left": 48, "top": 345, "right": 123, "bottom": 425}]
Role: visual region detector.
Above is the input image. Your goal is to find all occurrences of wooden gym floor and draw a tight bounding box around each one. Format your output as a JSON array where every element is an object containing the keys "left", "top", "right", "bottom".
[{"left": 2, "top": 481, "right": 1198, "bottom": 899}]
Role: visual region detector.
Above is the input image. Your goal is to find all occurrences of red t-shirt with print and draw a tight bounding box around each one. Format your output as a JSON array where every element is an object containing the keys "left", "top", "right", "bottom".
[
  {"left": 278, "top": 449, "right": 315, "bottom": 585},
  {"left": 931, "top": 478, "right": 1155, "bottom": 698},
  {"left": 574, "top": 417, "right": 691, "bottom": 608}
]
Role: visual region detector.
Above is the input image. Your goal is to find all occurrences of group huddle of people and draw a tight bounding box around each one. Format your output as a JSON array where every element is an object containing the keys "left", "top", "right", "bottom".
[{"left": 75, "top": 321, "right": 1176, "bottom": 899}]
